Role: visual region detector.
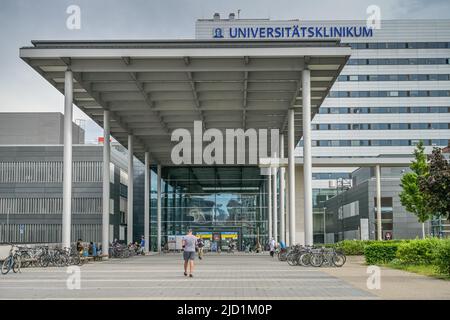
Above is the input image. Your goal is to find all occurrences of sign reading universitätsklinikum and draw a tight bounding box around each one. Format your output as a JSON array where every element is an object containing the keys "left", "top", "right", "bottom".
[{"left": 212, "top": 25, "right": 374, "bottom": 39}]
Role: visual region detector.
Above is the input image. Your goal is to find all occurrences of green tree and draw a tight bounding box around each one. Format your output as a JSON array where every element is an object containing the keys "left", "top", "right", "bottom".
[
  {"left": 399, "top": 141, "right": 432, "bottom": 238},
  {"left": 419, "top": 147, "right": 450, "bottom": 220}
]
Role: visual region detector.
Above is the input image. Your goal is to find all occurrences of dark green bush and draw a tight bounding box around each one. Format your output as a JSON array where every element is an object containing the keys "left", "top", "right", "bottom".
[
  {"left": 434, "top": 240, "right": 450, "bottom": 276},
  {"left": 364, "top": 242, "right": 400, "bottom": 264},
  {"left": 396, "top": 238, "right": 440, "bottom": 264}
]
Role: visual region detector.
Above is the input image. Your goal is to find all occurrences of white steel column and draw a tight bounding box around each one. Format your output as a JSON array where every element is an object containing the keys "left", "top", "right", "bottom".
[
  {"left": 102, "top": 110, "right": 110, "bottom": 258},
  {"left": 157, "top": 164, "right": 162, "bottom": 253},
  {"left": 272, "top": 167, "right": 278, "bottom": 243},
  {"left": 288, "top": 107, "right": 296, "bottom": 245},
  {"left": 279, "top": 134, "right": 286, "bottom": 244},
  {"left": 127, "top": 135, "right": 134, "bottom": 244},
  {"left": 302, "top": 68, "right": 313, "bottom": 246},
  {"left": 267, "top": 173, "right": 272, "bottom": 240},
  {"left": 144, "top": 152, "right": 150, "bottom": 253},
  {"left": 62, "top": 69, "right": 73, "bottom": 248},
  {"left": 376, "top": 165, "right": 382, "bottom": 240}
]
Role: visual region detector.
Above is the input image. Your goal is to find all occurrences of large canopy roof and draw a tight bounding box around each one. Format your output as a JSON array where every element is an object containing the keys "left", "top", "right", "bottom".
[{"left": 20, "top": 39, "right": 350, "bottom": 165}]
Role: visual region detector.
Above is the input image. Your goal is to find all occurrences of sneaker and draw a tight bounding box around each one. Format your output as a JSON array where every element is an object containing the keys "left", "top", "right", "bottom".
[
  {"left": 189, "top": 274, "right": 193, "bottom": 278},
  {"left": 184, "top": 272, "right": 187, "bottom": 276}
]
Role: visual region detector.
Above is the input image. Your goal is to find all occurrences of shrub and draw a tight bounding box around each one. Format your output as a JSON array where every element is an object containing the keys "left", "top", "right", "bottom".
[
  {"left": 335, "top": 240, "right": 372, "bottom": 255},
  {"left": 396, "top": 238, "right": 441, "bottom": 264},
  {"left": 434, "top": 240, "right": 450, "bottom": 276},
  {"left": 364, "top": 242, "right": 400, "bottom": 264}
]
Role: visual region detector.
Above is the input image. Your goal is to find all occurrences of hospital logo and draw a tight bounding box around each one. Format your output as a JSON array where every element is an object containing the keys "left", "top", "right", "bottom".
[{"left": 213, "top": 27, "right": 224, "bottom": 38}]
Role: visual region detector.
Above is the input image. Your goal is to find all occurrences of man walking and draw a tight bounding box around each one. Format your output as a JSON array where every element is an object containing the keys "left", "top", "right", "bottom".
[
  {"left": 269, "top": 237, "right": 276, "bottom": 258},
  {"left": 182, "top": 229, "right": 197, "bottom": 277}
]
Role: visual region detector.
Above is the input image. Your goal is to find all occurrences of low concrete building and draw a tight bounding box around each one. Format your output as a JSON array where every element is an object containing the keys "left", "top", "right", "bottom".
[{"left": 323, "top": 167, "right": 429, "bottom": 241}]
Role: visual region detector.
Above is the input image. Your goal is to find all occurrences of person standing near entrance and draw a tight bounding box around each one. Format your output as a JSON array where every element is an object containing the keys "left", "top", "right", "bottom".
[
  {"left": 269, "top": 237, "right": 276, "bottom": 258},
  {"left": 182, "top": 229, "right": 197, "bottom": 277}
]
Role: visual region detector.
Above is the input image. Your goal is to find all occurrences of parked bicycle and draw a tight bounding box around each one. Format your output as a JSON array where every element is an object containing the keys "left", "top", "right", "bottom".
[
  {"left": 284, "top": 245, "right": 346, "bottom": 268},
  {"left": 1, "top": 244, "right": 21, "bottom": 275},
  {"left": 310, "top": 247, "right": 346, "bottom": 267}
]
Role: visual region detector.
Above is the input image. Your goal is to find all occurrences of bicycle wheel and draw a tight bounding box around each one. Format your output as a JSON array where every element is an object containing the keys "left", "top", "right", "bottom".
[
  {"left": 298, "top": 253, "right": 311, "bottom": 266},
  {"left": 20, "top": 252, "right": 32, "bottom": 268},
  {"left": 1, "top": 257, "right": 12, "bottom": 275},
  {"left": 310, "top": 253, "right": 324, "bottom": 267},
  {"left": 287, "top": 253, "right": 298, "bottom": 266},
  {"left": 39, "top": 255, "right": 49, "bottom": 268},
  {"left": 13, "top": 256, "right": 21, "bottom": 273},
  {"left": 332, "top": 253, "right": 346, "bottom": 267}
]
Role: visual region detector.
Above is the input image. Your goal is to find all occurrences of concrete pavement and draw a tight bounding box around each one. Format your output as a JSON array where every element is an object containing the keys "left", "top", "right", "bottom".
[{"left": 0, "top": 253, "right": 448, "bottom": 300}]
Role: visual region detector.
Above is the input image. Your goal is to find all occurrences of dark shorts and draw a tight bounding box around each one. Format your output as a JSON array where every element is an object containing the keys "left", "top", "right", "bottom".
[{"left": 183, "top": 251, "right": 195, "bottom": 261}]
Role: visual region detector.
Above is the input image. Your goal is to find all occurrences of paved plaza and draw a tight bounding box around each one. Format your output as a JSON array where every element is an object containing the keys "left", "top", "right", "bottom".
[{"left": 0, "top": 254, "right": 448, "bottom": 300}]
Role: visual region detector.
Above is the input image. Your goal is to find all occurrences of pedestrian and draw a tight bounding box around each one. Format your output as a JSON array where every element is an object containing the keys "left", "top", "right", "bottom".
[
  {"left": 140, "top": 235, "right": 145, "bottom": 255},
  {"left": 197, "top": 237, "right": 205, "bottom": 260},
  {"left": 76, "top": 238, "right": 83, "bottom": 255},
  {"left": 269, "top": 237, "right": 276, "bottom": 258},
  {"left": 182, "top": 229, "right": 198, "bottom": 277},
  {"left": 88, "top": 242, "right": 94, "bottom": 256}
]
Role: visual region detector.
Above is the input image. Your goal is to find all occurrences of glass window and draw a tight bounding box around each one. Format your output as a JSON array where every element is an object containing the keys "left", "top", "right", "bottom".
[
  {"left": 411, "top": 123, "right": 428, "bottom": 129},
  {"left": 360, "top": 140, "right": 370, "bottom": 146},
  {"left": 329, "top": 108, "right": 340, "bottom": 114},
  {"left": 372, "top": 123, "right": 390, "bottom": 130},
  {"left": 359, "top": 75, "right": 369, "bottom": 81},
  {"left": 391, "top": 123, "right": 409, "bottom": 130},
  {"left": 359, "top": 91, "right": 370, "bottom": 97},
  {"left": 331, "top": 140, "right": 340, "bottom": 147},
  {"left": 109, "top": 163, "right": 115, "bottom": 183},
  {"left": 120, "top": 169, "right": 128, "bottom": 186},
  {"left": 417, "top": 74, "right": 428, "bottom": 81},
  {"left": 437, "top": 74, "right": 449, "bottom": 81},
  {"left": 388, "top": 75, "right": 398, "bottom": 81},
  {"left": 349, "top": 75, "right": 359, "bottom": 81},
  {"left": 386, "top": 42, "right": 399, "bottom": 49},
  {"left": 388, "top": 91, "right": 399, "bottom": 97},
  {"left": 109, "top": 199, "right": 114, "bottom": 215},
  {"left": 411, "top": 107, "right": 428, "bottom": 113}
]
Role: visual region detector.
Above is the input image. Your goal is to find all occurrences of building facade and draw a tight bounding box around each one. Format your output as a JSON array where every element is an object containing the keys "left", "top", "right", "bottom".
[
  {"left": 0, "top": 113, "right": 144, "bottom": 245},
  {"left": 196, "top": 17, "right": 450, "bottom": 242}
]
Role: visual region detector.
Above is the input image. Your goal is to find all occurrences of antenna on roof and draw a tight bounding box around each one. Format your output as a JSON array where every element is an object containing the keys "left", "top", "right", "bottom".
[{"left": 237, "top": 9, "right": 241, "bottom": 19}]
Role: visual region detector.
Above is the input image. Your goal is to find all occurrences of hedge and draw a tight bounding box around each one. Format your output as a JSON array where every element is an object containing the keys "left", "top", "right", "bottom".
[
  {"left": 364, "top": 242, "right": 400, "bottom": 264},
  {"left": 396, "top": 238, "right": 441, "bottom": 265},
  {"left": 434, "top": 240, "right": 450, "bottom": 276},
  {"left": 335, "top": 240, "right": 373, "bottom": 255}
]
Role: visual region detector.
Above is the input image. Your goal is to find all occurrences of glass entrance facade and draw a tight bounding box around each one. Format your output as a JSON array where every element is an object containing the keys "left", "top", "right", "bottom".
[{"left": 150, "top": 166, "right": 269, "bottom": 251}]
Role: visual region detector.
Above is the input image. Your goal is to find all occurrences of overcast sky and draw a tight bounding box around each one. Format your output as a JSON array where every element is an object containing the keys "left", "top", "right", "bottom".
[{"left": 1, "top": 0, "right": 450, "bottom": 139}]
